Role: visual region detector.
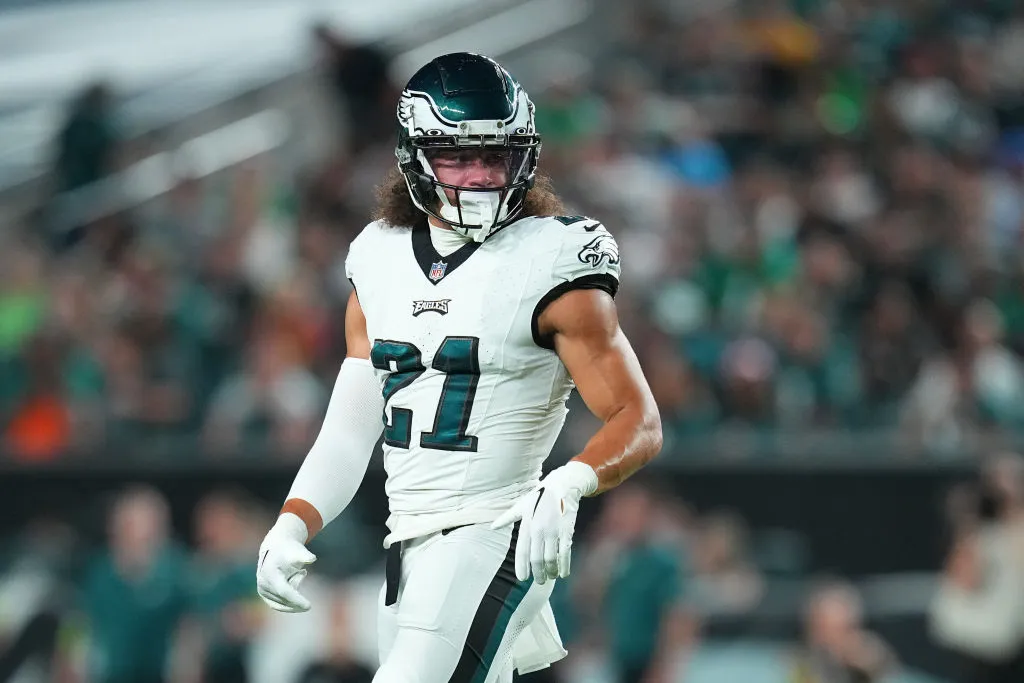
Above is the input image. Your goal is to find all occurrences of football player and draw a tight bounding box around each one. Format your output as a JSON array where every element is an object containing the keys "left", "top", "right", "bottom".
[{"left": 256, "top": 52, "right": 663, "bottom": 683}]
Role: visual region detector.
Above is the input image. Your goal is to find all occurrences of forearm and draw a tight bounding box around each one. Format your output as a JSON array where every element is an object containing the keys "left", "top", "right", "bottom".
[
  {"left": 571, "top": 404, "right": 662, "bottom": 494},
  {"left": 280, "top": 357, "right": 384, "bottom": 540}
]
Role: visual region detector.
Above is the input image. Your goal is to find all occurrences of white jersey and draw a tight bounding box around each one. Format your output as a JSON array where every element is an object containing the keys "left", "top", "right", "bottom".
[{"left": 345, "top": 215, "right": 621, "bottom": 547}]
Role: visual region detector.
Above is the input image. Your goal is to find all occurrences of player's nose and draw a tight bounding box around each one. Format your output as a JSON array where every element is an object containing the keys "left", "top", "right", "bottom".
[{"left": 464, "top": 160, "right": 500, "bottom": 188}]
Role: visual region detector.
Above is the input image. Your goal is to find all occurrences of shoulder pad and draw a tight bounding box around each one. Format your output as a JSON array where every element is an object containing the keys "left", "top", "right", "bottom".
[{"left": 344, "top": 220, "right": 388, "bottom": 285}]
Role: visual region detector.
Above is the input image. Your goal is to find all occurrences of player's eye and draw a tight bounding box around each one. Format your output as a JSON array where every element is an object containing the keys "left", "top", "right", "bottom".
[
  {"left": 429, "top": 150, "right": 511, "bottom": 170},
  {"left": 432, "top": 153, "right": 471, "bottom": 166},
  {"left": 482, "top": 152, "right": 510, "bottom": 167}
]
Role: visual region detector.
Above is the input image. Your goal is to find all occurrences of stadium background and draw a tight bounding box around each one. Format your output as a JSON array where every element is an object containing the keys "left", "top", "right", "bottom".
[{"left": 2, "top": 0, "right": 1024, "bottom": 681}]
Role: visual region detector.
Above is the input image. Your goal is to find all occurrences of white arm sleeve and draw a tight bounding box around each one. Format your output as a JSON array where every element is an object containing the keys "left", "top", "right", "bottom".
[{"left": 285, "top": 356, "right": 384, "bottom": 531}]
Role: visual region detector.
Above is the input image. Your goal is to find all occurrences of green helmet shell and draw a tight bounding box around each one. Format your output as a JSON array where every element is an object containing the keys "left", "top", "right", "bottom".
[{"left": 395, "top": 52, "right": 541, "bottom": 239}]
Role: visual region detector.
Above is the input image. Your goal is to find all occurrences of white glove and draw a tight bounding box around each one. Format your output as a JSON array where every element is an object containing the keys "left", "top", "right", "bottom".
[
  {"left": 256, "top": 513, "right": 317, "bottom": 613},
  {"left": 491, "top": 461, "right": 598, "bottom": 585}
]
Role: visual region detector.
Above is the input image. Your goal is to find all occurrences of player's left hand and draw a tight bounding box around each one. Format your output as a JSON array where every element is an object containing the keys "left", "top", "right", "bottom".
[
  {"left": 491, "top": 461, "right": 598, "bottom": 585},
  {"left": 256, "top": 513, "right": 316, "bottom": 613}
]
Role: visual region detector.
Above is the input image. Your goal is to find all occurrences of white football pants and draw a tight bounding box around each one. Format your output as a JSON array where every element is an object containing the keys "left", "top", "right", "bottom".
[{"left": 373, "top": 522, "right": 554, "bottom": 683}]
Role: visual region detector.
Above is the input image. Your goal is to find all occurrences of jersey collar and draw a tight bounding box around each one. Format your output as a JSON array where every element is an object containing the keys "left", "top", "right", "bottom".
[{"left": 411, "top": 223, "right": 483, "bottom": 285}]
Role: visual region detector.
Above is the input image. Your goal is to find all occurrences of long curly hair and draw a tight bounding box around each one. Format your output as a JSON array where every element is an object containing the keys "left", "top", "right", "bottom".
[{"left": 371, "top": 166, "right": 566, "bottom": 228}]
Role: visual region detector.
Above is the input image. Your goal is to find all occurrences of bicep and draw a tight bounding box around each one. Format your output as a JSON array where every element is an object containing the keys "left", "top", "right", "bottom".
[
  {"left": 345, "top": 291, "right": 371, "bottom": 360},
  {"left": 539, "top": 289, "right": 655, "bottom": 421}
]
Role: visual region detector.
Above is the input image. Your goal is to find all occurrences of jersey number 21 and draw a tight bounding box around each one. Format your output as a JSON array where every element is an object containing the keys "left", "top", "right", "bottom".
[{"left": 370, "top": 336, "right": 480, "bottom": 451}]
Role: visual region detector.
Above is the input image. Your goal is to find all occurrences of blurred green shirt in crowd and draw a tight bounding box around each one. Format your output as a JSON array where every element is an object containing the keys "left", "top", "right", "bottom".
[
  {"left": 603, "top": 543, "right": 684, "bottom": 679},
  {"left": 80, "top": 546, "right": 189, "bottom": 683},
  {"left": 188, "top": 557, "right": 258, "bottom": 683}
]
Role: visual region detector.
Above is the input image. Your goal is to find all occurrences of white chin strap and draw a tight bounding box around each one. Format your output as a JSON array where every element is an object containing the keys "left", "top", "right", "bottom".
[{"left": 438, "top": 190, "right": 503, "bottom": 242}]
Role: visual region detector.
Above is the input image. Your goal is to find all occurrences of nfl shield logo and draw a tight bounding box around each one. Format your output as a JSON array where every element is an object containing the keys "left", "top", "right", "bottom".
[{"left": 429, "top": 261, "right": 447, "bottom": 282}]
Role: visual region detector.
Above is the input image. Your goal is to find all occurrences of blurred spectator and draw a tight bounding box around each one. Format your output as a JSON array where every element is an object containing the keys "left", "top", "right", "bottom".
[
  {"left": 575, "top": 483, "right": 691, "bottom": 683},
  {"left": 885, "top": 41, "right": 961, "bottom": 143},
  {"left": 0, "top": 235, "right": 107, "bottom": 458},
  {"left": 4, "top": 330, "right": 74, "bottom": 462},
  {"left": 295, "top": 587, "right": 374, "bottom": 683},
  {"left": 0, "top": 239, "right": 47, "bottom": 362},
  {"left": 181, "top": 490, "right": 263, "bottom": 683},
  {"left": 791, "top": 579, "right": 898, "bottom": 683},
  {"left": 901, "top": 300, "right": 1024, "bottom": 453},
  {"left": 77, "top": 486, "right": 190, "bottom": 683},
  {"left": 138, "top": 176, "right": 223, "bottom": 272},
  {"left": 531, "top": 50, "right": 608, "bottom": 170},
  {"left": 203, "top": 331, "right": 324, "bottom": 457},
  {"left": 233, "top": 159, "right": 298, "bottom": 298},
  {"left": 685, "top": 510, "right": 765, "bottom": 621},
  {"left": 930, "top": 452, "right": 1024, "bottom": 682},
  {"left": 311, "top": 23, "right": 395, "bottom": 154},
  {"left": 745, "top": 0, "right": 820, "bottom": 110},
  {"left": 718, "top": 337, "right": 779, "bottom": 429},
  {"left": 808, "top": 148, "right": 881, "bottom": 231},
  {"left": 53, "top": 81, "right": 121, "bottom": 194},
  {"left": 658, "top": 104, "right": 732, "bottom": 192},
  {"left": 857, "top": 282, "right": 928, "bottom": 425}
]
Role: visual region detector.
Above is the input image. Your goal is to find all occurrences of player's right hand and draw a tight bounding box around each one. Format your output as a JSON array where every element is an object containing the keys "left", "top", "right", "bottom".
[{"left": 256, "top": 513, "right": 316, "bottom": 613}]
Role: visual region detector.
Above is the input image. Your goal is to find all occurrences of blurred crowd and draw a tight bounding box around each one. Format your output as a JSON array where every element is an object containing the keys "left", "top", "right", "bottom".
[
  {"left": 6, "top": 0, "right": 1024, "bottom": 460},
  {"left": 0, "top": 478, "right": 908, "bottom": 683},
  {"left": 5, "top": 453, "right": 1024, "bottom": 683},
  {"left": 0, "top": 484, "right": 380, "bottom": 683},
  {"left": 572, "top": 0, "right": 1024, "bottom": 455},
  {"left": 6, "top": 2, "right": 1024, "bottom": 682}
]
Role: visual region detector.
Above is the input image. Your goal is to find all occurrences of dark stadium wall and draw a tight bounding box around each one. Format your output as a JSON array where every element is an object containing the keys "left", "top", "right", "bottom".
[{"left": 0, "top": 462, "right": 971, "bottom": 575}]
